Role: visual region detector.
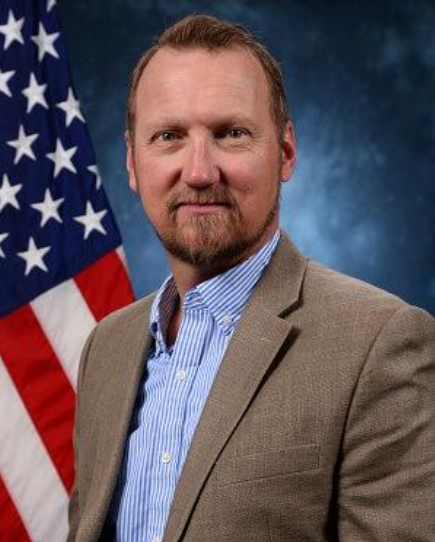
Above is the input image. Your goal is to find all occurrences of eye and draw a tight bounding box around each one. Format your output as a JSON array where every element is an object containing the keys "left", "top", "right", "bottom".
[
  {"left": 151, "top": 131, "right": 180, "bottom": 144},
  {"left": 228, "top": 128, "right": 246, "bottom": 139},
  {"left": 158, "top": 131, "right": 178, "bottom": 142},
  {"left": 216, "top": 127, "right": 249, "bottom": 140}
]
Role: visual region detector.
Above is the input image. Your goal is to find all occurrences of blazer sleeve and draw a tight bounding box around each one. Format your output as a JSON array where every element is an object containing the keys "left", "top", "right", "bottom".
[
  {"left": 67, "top": 326, "right": 97, "bottom": 542},
  {"left": 338, "top": 305, "right": 435, "bottom": 541}
]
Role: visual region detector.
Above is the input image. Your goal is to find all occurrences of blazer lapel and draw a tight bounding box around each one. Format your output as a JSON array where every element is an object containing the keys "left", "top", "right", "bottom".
[{"left": 163, "top": 234, "right": 307, "bottom": 542}]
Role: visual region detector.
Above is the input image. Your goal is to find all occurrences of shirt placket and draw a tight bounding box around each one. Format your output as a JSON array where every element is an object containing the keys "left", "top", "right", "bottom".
[{"left": 147, "top": 303, "right": 206, "bottom": 542}]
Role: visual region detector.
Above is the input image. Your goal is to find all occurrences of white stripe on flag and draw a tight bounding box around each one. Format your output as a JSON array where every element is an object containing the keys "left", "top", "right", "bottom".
[
  {"left": 31, "top": 279, "right": 96, "bottom": 390},
  {"left": 0, "top": 356, "right": 69, "bottom": 542},
  {"left": 116, "top": 245, "right": 128, "bottom": 269}
]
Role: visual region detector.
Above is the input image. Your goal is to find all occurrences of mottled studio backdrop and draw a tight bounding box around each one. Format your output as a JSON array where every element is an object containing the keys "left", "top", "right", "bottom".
[{"left": 57, "top": 0, "right": 435, "bottom": 314}]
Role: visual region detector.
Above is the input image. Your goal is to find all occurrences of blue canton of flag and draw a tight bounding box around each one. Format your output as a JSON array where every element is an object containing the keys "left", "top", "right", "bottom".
[{"left": 0, "top": 0, "right": 122, "bottom": 317}]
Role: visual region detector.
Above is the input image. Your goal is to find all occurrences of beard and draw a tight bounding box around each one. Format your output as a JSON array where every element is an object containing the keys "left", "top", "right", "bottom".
[{"left": 151, "top": 183, "right": 280, "bottom": 268}]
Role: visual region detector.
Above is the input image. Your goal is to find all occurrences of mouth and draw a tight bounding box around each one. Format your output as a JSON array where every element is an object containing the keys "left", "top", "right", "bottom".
[{"left": 175, "top": 202, "right": 230, "bottom": 214}]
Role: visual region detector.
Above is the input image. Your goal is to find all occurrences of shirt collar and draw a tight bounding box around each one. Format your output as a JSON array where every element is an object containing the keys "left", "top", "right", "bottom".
[
  {"left": 150, "top": 230, "right": 280, "bottom": 349},
  {"left": 149, "top": 276, "right": 178, "bottom": 353},
  {"left": 195, "top": 230, "right": 280, "bottom": 333}
]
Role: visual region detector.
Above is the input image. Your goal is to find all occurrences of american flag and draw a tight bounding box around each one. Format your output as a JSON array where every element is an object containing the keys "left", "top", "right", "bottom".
[{"left": 0, "top": 0, "right": 135, "bottom": 539}]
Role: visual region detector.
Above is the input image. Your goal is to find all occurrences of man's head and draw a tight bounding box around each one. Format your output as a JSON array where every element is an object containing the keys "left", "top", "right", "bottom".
[{"left": 126, "top": 15, "right": 296, "bottom": 271}]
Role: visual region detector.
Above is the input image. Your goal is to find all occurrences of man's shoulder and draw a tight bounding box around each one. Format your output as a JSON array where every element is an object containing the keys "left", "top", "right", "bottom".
[
  {"left": 94, "top": 291, "right": 156, "bottom": 336},
  {"left": 77, "top": 293, "right": 156, "bottom": 382},
  {"left": 303, "top": 257, "right": 406, "bottom": 312},
  {"left": 281, "top": 256, "right": 434, "bottom": 377},
  {"left": 296, "top": 257, "right": 431, "bottom": 339},
  {"left": 271, "top": 234, "right": 411, "bottom": 324}
]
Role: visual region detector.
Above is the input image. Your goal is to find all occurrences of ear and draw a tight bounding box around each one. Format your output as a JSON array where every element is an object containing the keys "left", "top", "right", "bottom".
[
  {"left": 126, "top": 132, "right": 138, "bottom": 193},
  {"left": 280, "top": 121, "right": 296, "bottom": 182}
]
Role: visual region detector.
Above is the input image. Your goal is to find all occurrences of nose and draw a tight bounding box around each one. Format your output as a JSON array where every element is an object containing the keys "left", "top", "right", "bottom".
[{"left": 181, "top": 136, "right": 220, "bottom": 187}]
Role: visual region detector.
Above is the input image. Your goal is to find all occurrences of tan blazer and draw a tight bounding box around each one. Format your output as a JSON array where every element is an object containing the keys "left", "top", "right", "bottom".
[{"left": 68, "top": 234, "right": 435, "bottom": 542}]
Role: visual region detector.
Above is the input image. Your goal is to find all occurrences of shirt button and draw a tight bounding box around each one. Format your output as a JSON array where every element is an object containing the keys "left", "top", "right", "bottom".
[
  {"left": 222, "top": 314, "right": 232, "bottom": 326},
  {"left": 151, "top": 537, "right": 161, "bottom": 542},
  {"left": 161, "top": 452, "right": 172, "bottom": 464},
  {"left": 176, "top": 369, "right": 186, "bottom": 381}
]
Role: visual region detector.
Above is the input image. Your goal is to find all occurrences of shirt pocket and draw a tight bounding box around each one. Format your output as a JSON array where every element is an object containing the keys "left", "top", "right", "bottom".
[{"left": 215, "top": 443, "right": 320, "bottom": 487}]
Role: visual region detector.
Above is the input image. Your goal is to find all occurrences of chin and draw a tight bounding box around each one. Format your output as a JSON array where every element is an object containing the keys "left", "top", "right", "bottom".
[{"left": 161, "top": 228, "right": 257, "bottom": 268}]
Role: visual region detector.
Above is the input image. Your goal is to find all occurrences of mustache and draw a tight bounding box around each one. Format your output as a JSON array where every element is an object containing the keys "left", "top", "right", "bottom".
[{"left": 168, "top": 186, "right": 237, "bottom": 212}]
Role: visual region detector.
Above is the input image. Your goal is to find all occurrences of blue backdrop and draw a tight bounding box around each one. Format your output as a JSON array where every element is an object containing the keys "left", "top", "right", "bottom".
[{"left": 58, "top": 0, "right": 435, "bottom": 314}]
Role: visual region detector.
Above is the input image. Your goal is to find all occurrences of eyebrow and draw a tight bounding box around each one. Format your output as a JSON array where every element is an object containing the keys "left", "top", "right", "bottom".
[{"left": 142, "top": 115, "right": 257, "bottom": 132}]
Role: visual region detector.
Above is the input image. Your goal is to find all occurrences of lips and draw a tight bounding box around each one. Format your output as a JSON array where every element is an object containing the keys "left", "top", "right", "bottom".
[
  {"left": 176, "top": 202, "right": 230, "bottom": 213},
  {"left": 176, "top": 201, "right": 228, "bottom": 207},
  {"left": 168, "top": 187, "right": 236, "bottom": 213}
]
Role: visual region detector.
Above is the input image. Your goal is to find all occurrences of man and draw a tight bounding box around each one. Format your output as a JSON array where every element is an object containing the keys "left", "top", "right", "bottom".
[{"left": 68, "top": 14, "right": 435, "bottom": 542}]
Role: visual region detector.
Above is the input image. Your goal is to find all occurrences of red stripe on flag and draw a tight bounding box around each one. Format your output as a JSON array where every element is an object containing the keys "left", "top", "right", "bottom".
[
  {"left": 0, "top": 475, "right": 31, "bottom": 542},
  {"left": 74, "top": 249, "right": 134, "bottom": 322},
  {"left": 0, "top": 306, "right": 75, "bottom": 493}
]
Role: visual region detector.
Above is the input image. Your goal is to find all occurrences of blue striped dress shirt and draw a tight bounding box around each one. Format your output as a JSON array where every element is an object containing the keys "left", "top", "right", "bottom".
[{"left": 109, "top": 231, "right": 280, "bottom": 542}]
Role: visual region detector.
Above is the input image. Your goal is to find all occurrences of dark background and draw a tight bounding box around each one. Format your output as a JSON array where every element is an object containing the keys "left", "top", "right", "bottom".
[{"left": 57, "top": 0, "right": 435, "bottom": 314}]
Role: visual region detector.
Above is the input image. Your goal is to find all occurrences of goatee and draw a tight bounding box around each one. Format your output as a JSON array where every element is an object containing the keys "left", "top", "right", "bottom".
[{"left": 153, "top": 184, "right": 279, "bottom": 268}]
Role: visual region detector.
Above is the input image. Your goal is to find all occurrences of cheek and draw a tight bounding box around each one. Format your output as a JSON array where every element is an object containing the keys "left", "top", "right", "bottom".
[
  {"left": 222, "top": 157, "right": 260, "bottom": 194},
  {"left": 134, "top": 167, "right": 173, "bottom": 211},
  {"left": 225, "top": 154, "right": 279, "bottom": 199},
  {"left": 135, "top": 152, "right": 178, "bottom": 186}
]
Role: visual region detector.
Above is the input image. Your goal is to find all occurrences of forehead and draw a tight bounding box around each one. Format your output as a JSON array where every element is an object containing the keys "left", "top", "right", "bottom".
[{"left": 135, "top": 46, "right": 272, "bottom": 123}]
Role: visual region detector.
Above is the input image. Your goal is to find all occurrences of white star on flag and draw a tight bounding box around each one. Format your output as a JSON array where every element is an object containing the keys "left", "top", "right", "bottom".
[
  {"left": 0, "top": 232, "right": 9, "bottom": 258},
  {"left": 7, "top": 125, "right": 39, "bottom": 165},
  {"left": 31, "top": 23, "right": 60, "bottom": 61},
  {"left": 47, "top": 0, "right": 57, "bottom": 12},
  {"left": 22, "top": 73, "right": 48, "bottom": 113},
  {"left": 0, "top": 69, "right": 15, "bottom": 98},
  {"left": 0, "top": 174, "right": 22, "bottom": 212},
  {"left": 87, "top": 164, "right": 102, "bottom": 189},
  {"left": 46, "top": 138, "right": 77, "bottom": 178},
  {"left": 31, "top": 189, "right": 64, "bottom": 227},
  {"left": 17, "top": 237, "right": 51, "bottom": 276},
  {"left": 0, "top": 10, "right": 24, "bottom": 50},
  {"left": 74, "top": 201, "right": 107, "bottom": 239},
  {"left": 57, "top": 88, "right": 85, "bottom": 127}
]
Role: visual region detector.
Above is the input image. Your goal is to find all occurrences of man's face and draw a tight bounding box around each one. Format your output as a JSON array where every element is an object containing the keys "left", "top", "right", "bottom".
[{"left": 127, "top": 46, "right": 296, "bottom": 269}]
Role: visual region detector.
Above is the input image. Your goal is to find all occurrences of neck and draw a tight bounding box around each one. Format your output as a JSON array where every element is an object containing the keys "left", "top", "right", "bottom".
[{"left": 167, "top": 228, "right": 278, "bottom": 305}]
